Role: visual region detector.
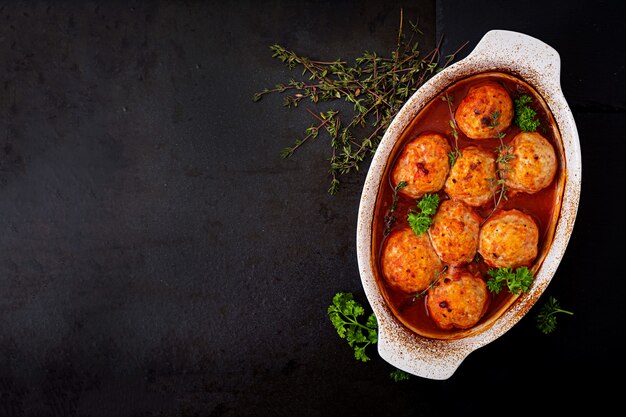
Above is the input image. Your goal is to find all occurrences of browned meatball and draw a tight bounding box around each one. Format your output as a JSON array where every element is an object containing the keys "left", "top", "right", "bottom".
[
  {"left": 444, "top": 146, "right": 497, "bottom": 207},
  {"left": 454, "top": 82, "right": 514, "bottom": 139},
  {"left": 426, "top": 269, "right": 489, "bottom": 330},
  {"left": 478, "top": 209, "right": 539, "bottom": 268},
  {"left": 381, "top": 227, "right": 443, "bottom": 294},
  {"left": 391, "top": 132, "right": 451, "bottom": 199},
  {"left": 501, "top": 131, "right": 558, "bottom": 194},
  {"left": 428, "top": 199, "right": 481, "bottom": 265}
]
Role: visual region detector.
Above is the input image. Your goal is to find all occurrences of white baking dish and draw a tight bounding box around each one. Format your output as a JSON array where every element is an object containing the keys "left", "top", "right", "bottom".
[{"left": 356, "top": 30, "right": 581, "bottom": 380}]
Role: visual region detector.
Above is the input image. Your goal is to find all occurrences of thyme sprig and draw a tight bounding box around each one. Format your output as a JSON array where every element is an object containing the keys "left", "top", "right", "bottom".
[
  {"left": 383, "top": 180, "right": 408, "bottom": 236},
  {"left": 484, "top": 139, "right": 513, "bottom": 223},
  {"left": 441, "top": 93, "right": 461, "bottom": 166},
  {"left": 254, "top": 11, "right": 467, "bottom": 194},
  {"left": 414, "top": 265, "right": 448, "bottom": 299}
]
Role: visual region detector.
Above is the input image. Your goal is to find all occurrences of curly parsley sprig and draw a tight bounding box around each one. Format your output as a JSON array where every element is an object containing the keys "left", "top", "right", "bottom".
[
  {"left": 514, "top": 95, "right": 541, "bottom": 132},
  {"left": 389, "top": 368, "right": 411, "bottom": 382},
  {"left": 486, "top": 266, "right": 534, "bottom": 294},
  {"left": 535, "top": 296, "right": 574, "bottom": 334},
  {"left": 328, "top": 292, "right": 411, "bottom": 381},
  {"left": 328, "top": 292, "right": 378, "bottom": 362},
  {"left": 407, "top": 193, "right": 440, "bottom": 236}
]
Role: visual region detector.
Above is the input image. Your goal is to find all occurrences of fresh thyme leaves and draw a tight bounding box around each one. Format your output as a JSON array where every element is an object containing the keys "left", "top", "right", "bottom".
[
  {"left": 535, "top": 296, "right": 574, "bottom": 334},
  {"left": 280, "top": 109, "right": 338, "bottom": 158},
  {"left": 514, "top": 94, "right": 541, "bottom": 132},
  {"left": 487, "top": 142, "right": 513, "bottom": 215},
  {"left": 414, "top": 265, "right": 448, "bottom": 299},
  {"left": 486, "top": 266, "right": 534, "bottom": 294},
  {"left": 328, "top": 292, "right": 378, "bottom": 362},
  {"left": 488, "top": 111, "right": 501, "bottom": 129},
  {"left": 254, "top": 11, "right": 466, "bottom": 194},
  {"left": 441, "top": 94, "right": 461, "bottom": 166},
  {"left": 384, "top": 181, "right": 408, "bottom": 236},
  {"left": 407, "top": 193, "right": 440, "bottom": 236}
]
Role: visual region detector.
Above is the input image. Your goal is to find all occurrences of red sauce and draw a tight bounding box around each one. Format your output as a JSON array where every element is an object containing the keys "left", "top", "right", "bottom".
[{"left": 371, "top": 72, "right": 564, "bottom": 339}]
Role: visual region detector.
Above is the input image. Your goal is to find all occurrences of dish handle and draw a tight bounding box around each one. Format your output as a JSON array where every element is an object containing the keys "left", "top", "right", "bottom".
[
  {"left": 463, "top": 29, "right": 561, "bottom": 86},
  {"left": 376, "top": 312, "right": 471, "bottom": 380}
]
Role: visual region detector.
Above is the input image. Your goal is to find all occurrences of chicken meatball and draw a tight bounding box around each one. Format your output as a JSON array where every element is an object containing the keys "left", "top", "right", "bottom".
[
  {"left": 444, "top": 146, "right": 497, "bottom": 207},
  {"left": 501, "top": 131, "right": 557, "bottom": 194},
  {"left": 428, "top": 199, "right": 481, "bottom": 265},
  {"left": 381, "top": 227, "right": 443, "bottom": 294},
  {"left": 391, "top": 132, "right": 451, "bottom": 199},
  {"left": 426, "top": 269, "right": 489, "bottom": 330},
  {"left": 478, "top": 209, "right": 539, "bottom": 268},
  {"left": 454, "top": 82, "right": 514, "bottom": 139}
]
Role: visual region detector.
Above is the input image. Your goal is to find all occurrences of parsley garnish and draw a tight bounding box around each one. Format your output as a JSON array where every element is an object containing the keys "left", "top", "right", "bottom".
[
  {"left": 486, "top": 266, "right": 534, "bottom": 294},
  {"left": 407, "top": 193, "right": 440, "bottom": 236},
  {"left": 535, "top": 296, "right": 574, "bottom": 334},
  {"left": 328, "top": 293, "right": 412, "bottom": 382},
  {"left": 328, "top": 292, "right": 378, "bottom": 362},
  {"left": 389, "top": 368, "right": 411, "bottom": 382},
  {"left": 514, "top": 95, "right": 540, "bottom": 132}
]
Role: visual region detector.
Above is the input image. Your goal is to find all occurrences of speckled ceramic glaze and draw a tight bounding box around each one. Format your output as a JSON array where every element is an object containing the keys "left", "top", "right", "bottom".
[{"left": 356, "top": 30, "right": 581, "bottom": 380}]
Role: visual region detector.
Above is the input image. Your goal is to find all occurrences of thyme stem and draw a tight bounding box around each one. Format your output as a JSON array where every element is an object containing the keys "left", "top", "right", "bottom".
[{"left": 254, "top": 10, "right": 466, "bottom": 194}]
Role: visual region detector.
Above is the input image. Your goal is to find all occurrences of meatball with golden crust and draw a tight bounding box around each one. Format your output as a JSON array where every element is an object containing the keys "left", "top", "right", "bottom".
[
  {"left": 454, "top": 82, "right": 514, "bottom": 139},
  {"left": 443, "top": 146, "right": 497, "bottom": 207},
  {"left": 381, "top": 227, "right": 443, "bottom": 294},
  {"left": 428, "top": 199, "right": 481, "bottom": 266},
  {"left": 501, "top": 131, "right": 557, "bottom": 194},
  {"left": 391, "top": 132, "right": 451, "bottom": 199},
  {"left": 478, "top": 209, "right": 539, "bottom": 268},
  {"left": 426, "top": 269, "right": 489, "bottom": 330}
]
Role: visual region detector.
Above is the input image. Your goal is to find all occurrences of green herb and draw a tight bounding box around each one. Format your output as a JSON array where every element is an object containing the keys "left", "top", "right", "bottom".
[
  {"left": 254, "top": 10, "right": 466, "bottom": 194},
  {"left": 486, "top": 266, "right": 534, "bottom": 294},
  {"left": 488, "top": 111, "right": 501, "bottom": 129},
  {"left": 514, "top": 95, "right": 541, "bottom": 132},
  {"left": 279, "top": 109, "right": 338, "bottom": 158},
  {"left": 384, "top": 181, "right": 408, "bottom": 236},
  {"left": 407, "top": 193, "right": 440, "bottom": 236},
  {"left": 484, "top": 142, "right": 513, "bottom": 223},
  {"left": 441, "top": 93, "right": 461, "bottom": 166},
  {"left": 535, "top": 296, "right": 574, "bottom": 334},
  {"left": 389, "top": 368, "right": 411, "bottom": 382},
  {"left": 414, "top": 265, "right": 448, "bottom": 299},
  {"left": 328, "top": 292, "right": 378, "bottom": 362}
]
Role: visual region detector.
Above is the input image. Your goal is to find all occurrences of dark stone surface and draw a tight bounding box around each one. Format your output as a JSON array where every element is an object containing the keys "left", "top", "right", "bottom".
[{"left": 0, "top": 0, "right": 622, "bottom": 416}]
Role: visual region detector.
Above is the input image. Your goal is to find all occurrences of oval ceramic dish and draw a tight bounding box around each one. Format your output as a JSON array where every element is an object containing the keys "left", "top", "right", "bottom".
[{"left": 356, "top": 30, "right": 581, "bottom": 380}]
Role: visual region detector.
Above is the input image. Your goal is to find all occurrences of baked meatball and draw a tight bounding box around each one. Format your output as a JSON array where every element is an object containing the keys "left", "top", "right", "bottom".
[
  {"left": 426, "top": 269, "right": 489, "bottom": 330},
  {"left": 454, "top": 82, "right": 514, "bottom": 139},
  {"left": 501, "top": 131, "right": 557, "bottom": 194},
  {"left": 428, "top": 199, "right": 481, "bottom": 265},
  {"left": 391, "top": 132, "right": 451, "bottom": 199},
  {"left": 444, "top": 146, "right": 497, "bottom": 207},
  {"left": 478, "top": 209, "right": 539, "bottom": 268},
  {"left": 381, "top": 227, "right": 443, "bottom": 294}
]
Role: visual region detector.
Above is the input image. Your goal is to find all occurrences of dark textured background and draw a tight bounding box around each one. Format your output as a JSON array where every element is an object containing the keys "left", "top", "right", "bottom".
[{"left": 0, "top": 0, "right": 623, "bottom": 416}]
